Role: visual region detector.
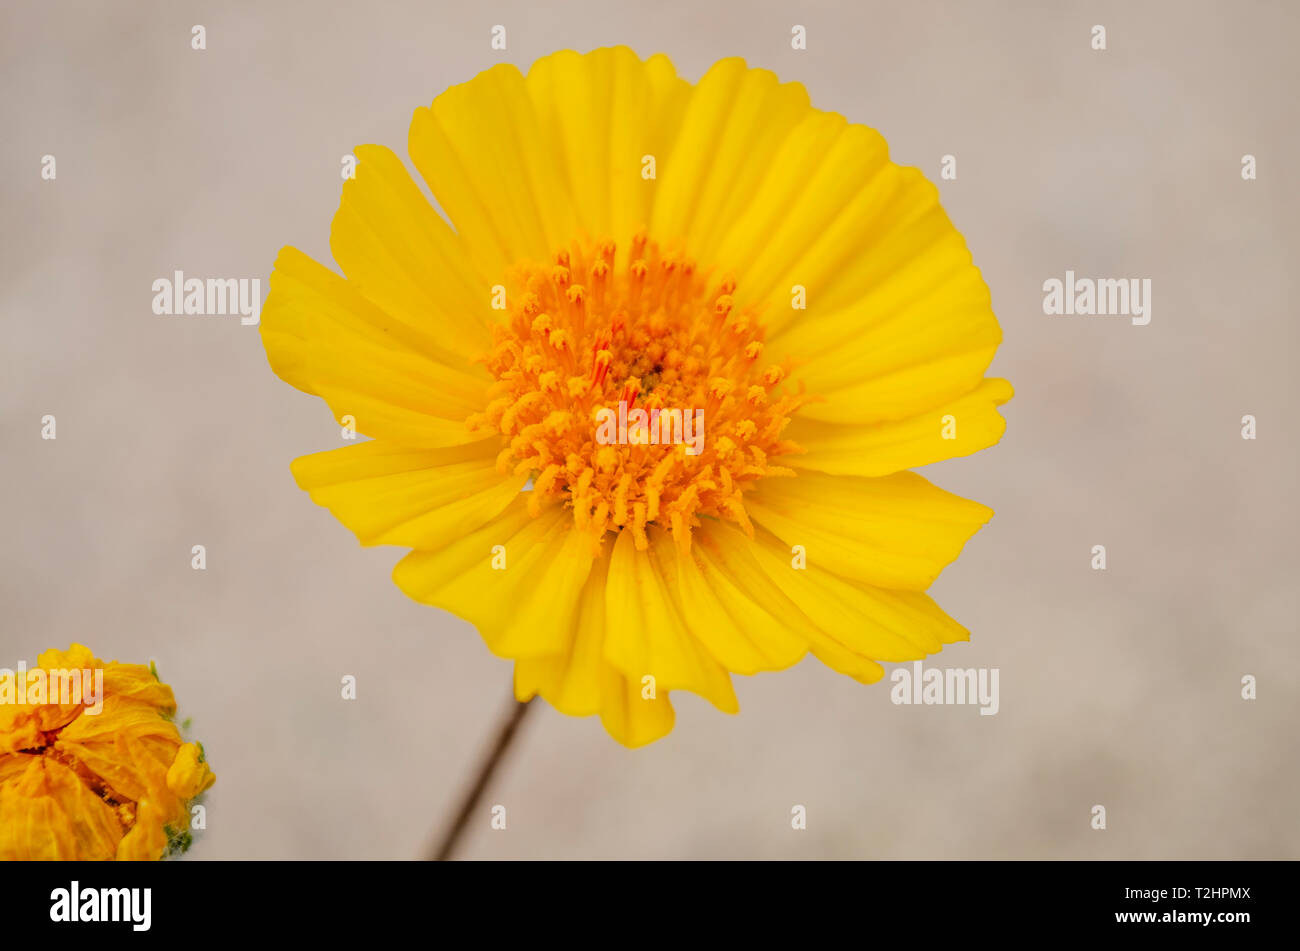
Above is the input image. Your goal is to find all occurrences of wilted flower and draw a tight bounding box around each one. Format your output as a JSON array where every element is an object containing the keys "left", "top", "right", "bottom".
[{"left": 0, "top": 645, "right": 214, "bottom": 860}]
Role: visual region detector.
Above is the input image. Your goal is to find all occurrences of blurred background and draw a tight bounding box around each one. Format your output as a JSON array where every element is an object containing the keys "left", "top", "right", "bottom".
[{"left": 2, "top": 0, "right": 1297, "bottom": 859}]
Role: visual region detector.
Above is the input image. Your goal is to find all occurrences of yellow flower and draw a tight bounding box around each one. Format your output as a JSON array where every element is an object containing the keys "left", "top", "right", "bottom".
[
  {"left": 0, "top": 645, "right": 214, "bottom": 860},
  {"left": 262, "top": 47, "right": 1012, "bottom": 747}
]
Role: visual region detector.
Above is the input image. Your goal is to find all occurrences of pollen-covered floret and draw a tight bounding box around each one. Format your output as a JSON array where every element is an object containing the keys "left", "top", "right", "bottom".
[{"left": 466, "top": 235, "right": 810, "bottom": 554}]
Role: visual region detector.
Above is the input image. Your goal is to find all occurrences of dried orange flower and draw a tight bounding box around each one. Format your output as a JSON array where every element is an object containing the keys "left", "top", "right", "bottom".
[{"left": 0, "top": 644, "right": 214, "bottom": 860}]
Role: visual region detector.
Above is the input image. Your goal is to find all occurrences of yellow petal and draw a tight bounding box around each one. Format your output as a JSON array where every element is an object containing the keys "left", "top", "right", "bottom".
[
  {"left": 392, "top": 499, "right": 596, "bottom": 658},
  {"left": 745, "top": 469, "right": 993, "bottom": 590},
  {"left": 786, "top": 377, "right": 1014, "bottom": 477},
  {"left": 513, "top": 553, "right": 610, "bottom": 717},
  {"left": 261, "top": 246, "right": 490, "bottom": 447},
  {"left": 595, "top": 49, "right": 691, "bottom": 249},
  {"left": 36, "top": 643, "right": 101, "bottom": 670},
  {"left": 714, "top": 116, "right": 886, "bottom": 316},
  {"left": 659, "top": 525, "right": 808, "bottom": 674},
  {"left": 689, "top": 98, "right": 1003, "bottom": 423},
  {"left": 513, "top": 555, "right": 676, "bottom": 747},
  {"left": 290, "top": 439, "right": 525, "bottom": 549},
  {"left": 103, "top": 663, "right": 177, "bottom": 714},
  {"left": 330, "top": 143, "right": 494, "bottom": 363},
  {"left": 410, "top": 47, "right": 692, "bottom": 272},
  {"left": 115, "top": 800, "right": 168, "bottom": 861},
  {"left": 650, "top": 58, "right": 810, "bottom": 258},
  {"left": 746, "top": 525, "right": 969, "bottom": 664},
  {"left": 602, "top": 528, "right": 739, "bottom": 713},
  {"left": 410, "top": 63, "right": 567, "bottom": 278},
  {"left": 166, "top": 742, "right": 215, "bottom": 800},
  {"left": 54, "top": 697, "right": 183, "bottom": 807},
  {"left": 692, "top": 520, "right": 886, "bottom": 685},
  {"left": 0, "top": 757, "right": 122, "bottom": 861},
  {"left": 773, "top": 236, "right": 1000, "bottom": 424},
  {"left": 0, "top": 752, "right": 34, "bottom": 785},
  {"left": 596, "top": 663, "right": 676, "bottom": 748}
]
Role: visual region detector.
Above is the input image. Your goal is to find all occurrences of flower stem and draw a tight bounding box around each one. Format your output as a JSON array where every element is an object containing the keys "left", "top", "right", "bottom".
[{"left": 429, "top": 693, "right": 534, "bottom": 860}]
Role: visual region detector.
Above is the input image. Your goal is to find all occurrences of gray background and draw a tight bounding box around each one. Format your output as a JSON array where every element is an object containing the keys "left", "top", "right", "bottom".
[{"left": 2, "top": 0, "right": 1296, "bottom": 858}]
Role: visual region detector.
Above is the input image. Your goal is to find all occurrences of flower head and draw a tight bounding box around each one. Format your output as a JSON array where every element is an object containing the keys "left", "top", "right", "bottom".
[
  {"left": 0, "top": 645, "right": 214, "bottom": 860},
  {"left": 262, "top": 47, "right": 1012, "bottom": 746}
]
